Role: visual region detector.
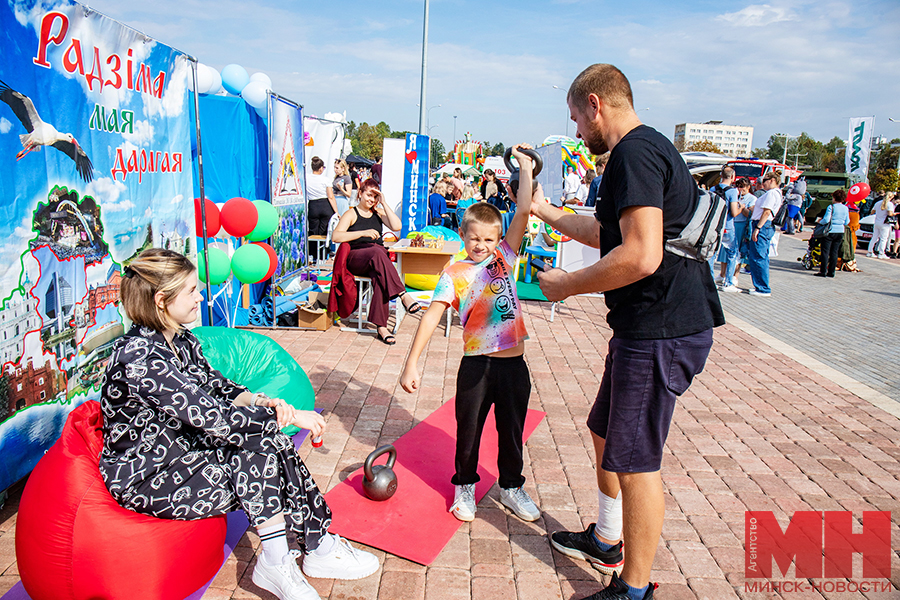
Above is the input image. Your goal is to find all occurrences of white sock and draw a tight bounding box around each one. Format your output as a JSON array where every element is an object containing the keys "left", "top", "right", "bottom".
[
  {"left": 258, "top": 522, "right": 290, "bottom": 565},
  {"left": 313, "top": 532, "right": 338, "bottom": 556},
  {"left": 594, "top": 489, "right": 623, "bottom": 542}
]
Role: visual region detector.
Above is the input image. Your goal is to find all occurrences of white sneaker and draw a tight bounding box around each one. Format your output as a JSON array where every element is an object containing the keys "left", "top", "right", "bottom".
[
  {"left": 748, "top": 289, "right": 771, "bottom": 297},
  {"left": 877, "top": 254, "right": 888, "bottom": 259},
  {"left": 714, "top": 275, "right": 725, "bottom": 284},
  {"left": 302, "top": 534, "right": 379, "bottom": 580},
  {"left": 450, "top": 484, "right": 476, "bottom": 522},
  {"left": 253, "top": 550, "right": 321, "bottom": 600},
  {"left": 499, "top": 486, "right": 541, "bottom": 522},
  {"left": 719, "top": 285, "right": 740, "bottom": 293},
  {"left": 866, "top": 252, "right": 874, "bottom": 257}
]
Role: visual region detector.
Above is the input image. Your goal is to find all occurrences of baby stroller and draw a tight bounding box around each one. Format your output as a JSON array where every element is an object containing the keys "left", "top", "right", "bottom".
[{"left": 798, "top": 236, "right": 822, "bottom": 270}]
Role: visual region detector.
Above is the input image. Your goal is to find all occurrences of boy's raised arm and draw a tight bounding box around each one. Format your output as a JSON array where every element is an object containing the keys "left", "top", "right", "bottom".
[{"left": 505, "top": 144, "right": 534, "bottom": 251}]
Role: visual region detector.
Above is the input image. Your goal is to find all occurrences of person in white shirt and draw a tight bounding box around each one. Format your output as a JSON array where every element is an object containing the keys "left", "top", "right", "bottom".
[
  {"left": 561, "top": 166, "right": 581, "bottom": 204},
  {"left": 746, "top": 171, "right": 784, "bottom": 297},
  {"left": 869, "top": 192, "right": 896, "bottom": 259}
]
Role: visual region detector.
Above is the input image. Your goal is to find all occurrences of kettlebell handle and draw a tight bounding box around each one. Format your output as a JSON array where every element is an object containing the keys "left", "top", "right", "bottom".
[
  {"left": 503, "top": 147, "right": 543, "bottom": 178},
  {"left": 363, "top": 444, "right": 397, "bottom": 481}
]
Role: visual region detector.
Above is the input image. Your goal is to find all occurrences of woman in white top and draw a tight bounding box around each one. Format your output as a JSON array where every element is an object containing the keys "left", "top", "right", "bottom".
[
  {"left": 307, "top": 156, "right": 337, "bottom": 237},
  {"left": 746, "top": 170, "right": 783, "bottom": 296},
  {"left": 868, "top": 192, "right": 896, "bottom": 259}
]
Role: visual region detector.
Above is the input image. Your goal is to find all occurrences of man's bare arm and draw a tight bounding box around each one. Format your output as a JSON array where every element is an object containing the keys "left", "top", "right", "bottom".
[
  {"left": 531, "top": 199, "right": 601, "bottom": 248},
  {"left": 537, "top": 205, "right": 663, "bottom": 301}
]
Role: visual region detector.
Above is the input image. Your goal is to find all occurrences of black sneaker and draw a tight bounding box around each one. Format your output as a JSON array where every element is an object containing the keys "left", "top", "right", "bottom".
[
  {"left": 580, "top": 572, "right": 658, "bottom": 599},
  {"left": 550, "top": 523, "right": 624, "bottom": 574}
]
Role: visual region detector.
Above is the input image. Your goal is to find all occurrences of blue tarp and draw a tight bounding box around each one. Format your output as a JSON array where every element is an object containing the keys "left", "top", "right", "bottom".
[{"left": 189, "top": 94, "right": 270, "bottom": 326}]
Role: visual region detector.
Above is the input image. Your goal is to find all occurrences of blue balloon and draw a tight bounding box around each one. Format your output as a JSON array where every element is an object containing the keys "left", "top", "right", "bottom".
[{"left": 221, "top": 64, "right": 250, "bottom": 96}]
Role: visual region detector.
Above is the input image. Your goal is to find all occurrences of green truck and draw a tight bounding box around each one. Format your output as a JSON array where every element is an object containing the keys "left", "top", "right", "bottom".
[{"left": 802, "top": 172, "right": 852, "bottom": 221}]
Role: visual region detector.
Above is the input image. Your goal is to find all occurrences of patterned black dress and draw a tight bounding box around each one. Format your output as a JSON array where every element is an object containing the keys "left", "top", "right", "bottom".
[{"left": 98, "top": 325, "right": 331, "bottom": 551}]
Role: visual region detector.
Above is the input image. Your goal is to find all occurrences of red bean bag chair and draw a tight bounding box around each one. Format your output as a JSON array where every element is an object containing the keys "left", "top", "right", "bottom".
[{"left": 15, "top": 400, "right": 228, "bottom": 600}]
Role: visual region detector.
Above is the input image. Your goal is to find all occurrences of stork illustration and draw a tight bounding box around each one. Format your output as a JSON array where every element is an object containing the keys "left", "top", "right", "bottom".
[{"left": 0, "top": 79, "right": 94, "bottom": 182}]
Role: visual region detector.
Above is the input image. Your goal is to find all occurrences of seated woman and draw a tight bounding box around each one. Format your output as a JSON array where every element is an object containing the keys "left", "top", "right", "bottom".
[
  {"left": 100, "top": 248, "right": 376, "bottom": 600},
  {"left": 331, "top": 178, "right": 421, "bottom": 344}
]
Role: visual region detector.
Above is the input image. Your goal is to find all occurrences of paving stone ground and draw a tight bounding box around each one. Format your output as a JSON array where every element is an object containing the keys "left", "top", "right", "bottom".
[
  {"left": 717, "top": 233, "right": 900, "bottom": 403},
  {"left": 0, "top": 287, "right": 898, "bottom": 599}
]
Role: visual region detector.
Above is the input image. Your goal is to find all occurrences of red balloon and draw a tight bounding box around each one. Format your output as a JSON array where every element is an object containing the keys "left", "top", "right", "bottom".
[
  {"left": 254, "top": 241, "right": 278, "bottom": 280},
  {"left": 194, "top": 198, "right": 220, "bottom": 237},
  {"left": 220, "top": 197, "right": 258, "bottom": 237},
  {"left": 846, "top": 182, "right": 871, "bottom": 204}
]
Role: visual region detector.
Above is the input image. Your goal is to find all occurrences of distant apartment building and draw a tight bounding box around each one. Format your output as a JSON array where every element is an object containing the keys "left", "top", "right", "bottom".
[{"left": 674, "top": 121, "right": 754, "bottom": 157}]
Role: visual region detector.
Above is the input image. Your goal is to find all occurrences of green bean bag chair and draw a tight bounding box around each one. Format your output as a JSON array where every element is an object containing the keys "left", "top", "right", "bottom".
[{"left": 192, "top": 326, "right": 315, "bottom": 436}]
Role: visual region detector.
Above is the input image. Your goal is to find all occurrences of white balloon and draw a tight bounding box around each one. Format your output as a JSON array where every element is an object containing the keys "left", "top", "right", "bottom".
[
  {"left": 249, "top": 72, "right": 272, "bottom": 90},
  {"left": 208, "top": 67, "right": 223, "bottom": 95},
  {"left": 255, "top": 104, "right": 268, "bottom": 121},
  {"left": 213, "top": 203, "right": 228, "bottom": 238},
  {"left": 195, "top": 63, "right": 213, "bottom": 94},
  {"left": 208, "top": 240, "right": 232, "bottom": 256},
  {"left": 241, "top": 81, "right": 268, "bottom": 110}
]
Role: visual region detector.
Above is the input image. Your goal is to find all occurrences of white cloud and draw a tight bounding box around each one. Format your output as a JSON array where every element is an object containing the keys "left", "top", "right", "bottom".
[
  {"left": 717, "top": 4, "right": 795, "bottom": 27},
  {"left": 85, "top": 177, "right": 127, "bottom": 205},
  {"left": 121, "top": 119, "right": 155, "bottom": 146},
  {"left": 0, "top": 117, "right": 11, "bottom": 134},
  {"left": 170, "top": 194, "right": 185, "bottom": 205},
  {"left": 102, "top": 198, "right": 136, "bottom": 213}
]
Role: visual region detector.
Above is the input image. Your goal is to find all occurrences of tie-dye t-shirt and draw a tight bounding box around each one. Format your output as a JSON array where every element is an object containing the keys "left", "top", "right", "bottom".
[{"left": 432, "top": 240, "right": 528, "bottom": 356}]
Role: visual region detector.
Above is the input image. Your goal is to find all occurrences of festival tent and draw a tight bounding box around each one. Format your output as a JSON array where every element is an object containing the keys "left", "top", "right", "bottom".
[
  {"left": 433, "top": 163, "right": 481, "bottom": 177},
  {"left": 345, "top": 154, "right": 375, "bottom": 167}
]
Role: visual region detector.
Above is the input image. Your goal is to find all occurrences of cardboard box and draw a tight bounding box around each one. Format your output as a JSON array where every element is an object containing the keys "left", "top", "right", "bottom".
[{"left": 296, "top": 291, "right": 332, "bottom": 331}]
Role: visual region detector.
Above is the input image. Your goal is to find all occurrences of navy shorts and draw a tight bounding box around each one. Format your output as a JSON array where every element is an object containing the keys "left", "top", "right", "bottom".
[{"left": 587, "top": 329, "right": 713, "bottom": 473}]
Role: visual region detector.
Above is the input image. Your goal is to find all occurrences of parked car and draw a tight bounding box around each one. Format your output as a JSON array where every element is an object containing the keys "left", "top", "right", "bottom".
[{"left": 857, "top": 213, "right": 875, "bottom": 249}]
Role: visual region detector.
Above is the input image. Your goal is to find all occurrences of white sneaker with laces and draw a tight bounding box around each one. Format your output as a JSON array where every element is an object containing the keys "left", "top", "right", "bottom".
[
  {"left": 500, "top": 486, "right": 541, "bottom": 522},
  {"left": 253, "top": 550, "right": 321, "bottom": 600},
  {"left": 719, "top": 285, "right": 740, "bottom": 293},
  {"left": 302, "top": 535, "right": 379, "bottom": 580},
  {"left": 450, "top": 483, "right": 476, "bottom": 521}
]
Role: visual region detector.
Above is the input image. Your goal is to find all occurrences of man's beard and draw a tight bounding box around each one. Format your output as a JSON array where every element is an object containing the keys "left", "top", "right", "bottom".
[{"left": 582, "top": 124, "right": 608, "bottom": 155}]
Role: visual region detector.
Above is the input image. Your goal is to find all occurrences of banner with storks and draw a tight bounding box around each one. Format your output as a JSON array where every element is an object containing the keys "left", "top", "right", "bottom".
[{"left": 0, "top": 0, "right": 195, "bottom": 493}]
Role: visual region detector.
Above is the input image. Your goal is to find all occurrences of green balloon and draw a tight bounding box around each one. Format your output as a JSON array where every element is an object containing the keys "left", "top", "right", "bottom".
[
  {"left": 198, "top": 247, "right": 231, "bottom": 285},
  {"left": 247, "top": 200, "right": 279, "bottom": 241},
  {"left": 231, "top": 243, "right": 270, "bottom": 284}
]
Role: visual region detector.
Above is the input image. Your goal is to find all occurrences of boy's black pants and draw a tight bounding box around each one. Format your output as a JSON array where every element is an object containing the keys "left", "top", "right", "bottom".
[{"left": 452, "top": 354, "right": 530, "bottom": 489}]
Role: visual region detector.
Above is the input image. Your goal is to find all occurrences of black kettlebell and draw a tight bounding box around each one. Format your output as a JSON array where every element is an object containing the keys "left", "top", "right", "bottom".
[
  {"left": 362, "top": 444, "right": 398, "bottom": 501},
  {"left": 503, "top": 147, "right": 543, "bottom": 198}
]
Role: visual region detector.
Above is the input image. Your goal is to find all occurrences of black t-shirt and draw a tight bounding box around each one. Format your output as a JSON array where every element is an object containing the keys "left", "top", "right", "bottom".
[
  {"left": 594, "top": 125, "right": 724, "bottom": 339},
  {"left": 347, "top": 207, "right": 384, "bottom": 249}
]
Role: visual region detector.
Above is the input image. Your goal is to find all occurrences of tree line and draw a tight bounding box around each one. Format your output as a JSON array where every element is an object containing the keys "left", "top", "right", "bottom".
[{"left": 344, "top": 120, "right": 504, "bottom": 167}]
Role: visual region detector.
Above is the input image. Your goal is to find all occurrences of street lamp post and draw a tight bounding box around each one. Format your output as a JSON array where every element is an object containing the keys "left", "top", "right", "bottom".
[
  {"left": 453, "top": 116, "right": 457, "bottom": 145},
  {"left": 427, "top": 104, "right": 441, "bottom": 133},
  {"left": 552, "top": 85, "right": 568, "bottom": 137},
  {"left": 776, "top": 133, "right": 797, "bottom": 164},
  {"left": 417, "top": 0, "right": 430, "bottom": 135}
]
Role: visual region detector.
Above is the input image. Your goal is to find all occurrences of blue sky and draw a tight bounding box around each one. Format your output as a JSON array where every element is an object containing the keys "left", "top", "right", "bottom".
[{"left": 78, "top": 0, "right": 900, "bottom": 152}]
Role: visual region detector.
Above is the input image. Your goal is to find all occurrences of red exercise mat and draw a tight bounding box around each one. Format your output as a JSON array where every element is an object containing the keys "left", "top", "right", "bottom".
[{"left": 324, "top": 399, "right": 545, "bottom": 565}]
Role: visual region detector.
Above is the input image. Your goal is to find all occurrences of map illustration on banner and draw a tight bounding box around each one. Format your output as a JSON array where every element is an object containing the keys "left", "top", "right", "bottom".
[{"left": 0, "top": 0, "right": 195, "bottom": 492}]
